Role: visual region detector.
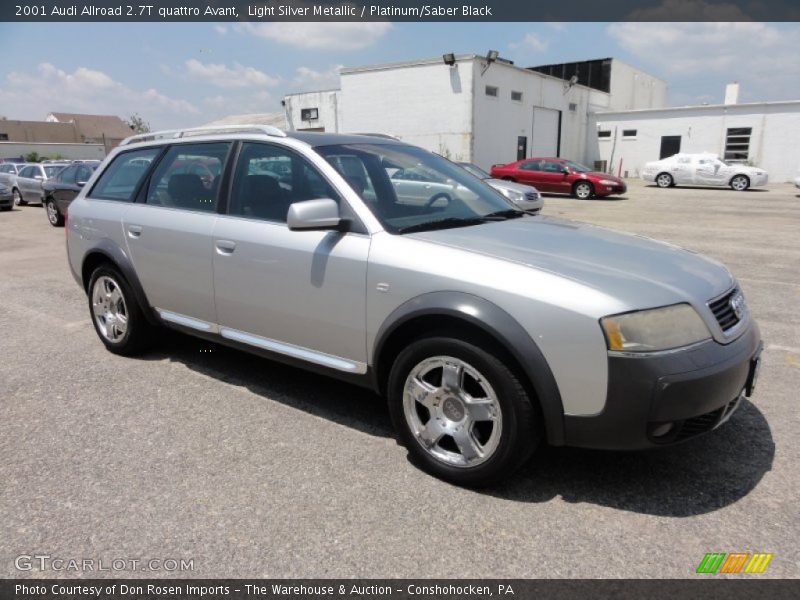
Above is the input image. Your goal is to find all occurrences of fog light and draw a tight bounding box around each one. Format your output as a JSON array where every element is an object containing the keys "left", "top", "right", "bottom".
[{"left": 650, "top": 422, "right": 674, "bottom": 438}]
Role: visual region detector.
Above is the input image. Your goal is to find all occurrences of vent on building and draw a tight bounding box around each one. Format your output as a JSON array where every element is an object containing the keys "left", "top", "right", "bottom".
[
  {"left": 511, "top": 91, "right": 523, "bottom": 102},
  {"left": 594, "top": 160, "right": 608, "bottom": 172},
  {"left": 724, "top": 127, "right": 752, "bottom": 161},
  {"left": 568, "top": 103, "right": 578, "bottom": 112},
  {"left": 300, "top": 108, "right": 319, "bottom": 121},
  {"left": 622, "top": 129, "right": 637, "bottom": 138},
  {"left": 485, "top": 85, "right": 499, "bottom": 97},
  {"left": 598, "top": 130, "right": 612, "bottom": 139}
]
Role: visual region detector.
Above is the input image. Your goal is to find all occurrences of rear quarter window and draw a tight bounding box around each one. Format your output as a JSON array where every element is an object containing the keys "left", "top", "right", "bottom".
[{"left": 89, "top": 148, "right": 161, "bottom": 202}]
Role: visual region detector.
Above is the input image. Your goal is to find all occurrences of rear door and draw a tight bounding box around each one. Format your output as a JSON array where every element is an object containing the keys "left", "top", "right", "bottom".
[
  {"left": 53, "top": 165, "right": 81, "bottom": 213},
  {"left": 122, "top": 141, "right": 231, "bottom": 327},
  {"left": 514, "top": 160, "right": 543, "bottom": 187},
  {"left": 211, "top": 141, "right": 370, "bottom": 370},
  {"left": 16, "top": 166, "right": 37, "bottom": 199}
]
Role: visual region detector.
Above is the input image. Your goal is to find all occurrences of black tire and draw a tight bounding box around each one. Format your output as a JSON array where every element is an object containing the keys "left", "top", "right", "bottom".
[
  {"left": 0, "top": 204, "right": 11, "bottom": 212},
  {"left": 656, "top": 172, "right": 674, "bottom": 188},
  {"left": 45, "top": 198, "right": 64, "bottom": 227},
  {"left": 730, "top": 174, "right": 750, "bottom": 192},
  {"left": 573, "top": 181, "right": 594, "bottom": 199},
  {"left": 87, "top": 264, "right": 155, "bottom": 356},
  {"left": 387, "top": 336, "right": 540, "bottom": 487},
  {"left": 13, "top": 188, "right": 26, "bottom": 206}
]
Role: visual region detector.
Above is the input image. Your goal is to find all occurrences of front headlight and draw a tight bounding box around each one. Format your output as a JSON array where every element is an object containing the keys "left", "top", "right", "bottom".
[
  {"left": 599, "top": 179, "right": 618, "bottom": 186},
  {"left": 498, "top": 187, "right": 525, "bottom": 203},
  {"left": 601, "top": 304, "right": 711, "bottom": 353}
]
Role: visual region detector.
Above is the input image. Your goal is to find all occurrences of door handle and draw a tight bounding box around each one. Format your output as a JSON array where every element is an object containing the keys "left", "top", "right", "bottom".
[
  {"left": 215, "top": 240, "right": 236, "bottom": 255},
  {"left": 127, "top": 225, "right": 142, "bottom": 238}
]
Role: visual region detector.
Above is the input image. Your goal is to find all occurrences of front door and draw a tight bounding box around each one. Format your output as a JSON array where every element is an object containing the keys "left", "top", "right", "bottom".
[
  {"left": 212, "top": 141, "right": 370, "bottom": 370},
  {"left": 539, "top": 159, "right": 571, "bottom": 193},
  {"left": 660, "top": 136, "right": 682, "bottom": 159},
  {"left": 122, "top": 141, "right": 231, "bottom": 327}
]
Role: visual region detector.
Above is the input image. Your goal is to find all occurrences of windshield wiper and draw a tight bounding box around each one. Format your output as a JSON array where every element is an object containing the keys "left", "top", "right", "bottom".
[
  {"left": 482, "top": 209, "right": 525, "bottom": 220},
  {"left": 397, "top": 217, "right": 487, "bottom": 234}
]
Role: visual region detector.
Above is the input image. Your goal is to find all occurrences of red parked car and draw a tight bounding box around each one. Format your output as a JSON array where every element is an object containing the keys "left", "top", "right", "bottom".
[{"left": 490, "top": 158, "right": 627, "bottom": 200}]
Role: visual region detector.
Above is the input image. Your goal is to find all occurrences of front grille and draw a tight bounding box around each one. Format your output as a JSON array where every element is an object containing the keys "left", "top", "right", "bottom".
[
  {"left": 674, "top": 397, "right": 740, "bottom": 442},
  {"left": 708, "top": 288, "right": 742, "bottom": 332},
  {"left": 525, "top": 192, "right": 539, "bottom": 202}
]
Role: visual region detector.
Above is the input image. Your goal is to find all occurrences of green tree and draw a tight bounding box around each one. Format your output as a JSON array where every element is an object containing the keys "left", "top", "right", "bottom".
[
  {"left": 24, "top": 151, "right": 40, "bottom": 163},
  {"left": 126, "top": 113, "right": 151, "bottom": 134}
]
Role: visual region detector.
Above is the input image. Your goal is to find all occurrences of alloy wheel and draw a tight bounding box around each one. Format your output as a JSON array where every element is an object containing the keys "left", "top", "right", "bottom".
[
  {"left": 402, "top": 356, "right": 502, "bottom": 468},
  {"left": 91, "top": 275, "right": 129, "bottom": 343},
  {"left": 575, "top": 183, "right": 592, "bottom": 199},
  {"left": 657, "top": 174, "right": 673, "bottom": 188},
  {"left": 731, "top": 176, "right": 749, "bottom": 191},
  {"left": 46, "top": 201, "right": 59, "bottom": 224}
]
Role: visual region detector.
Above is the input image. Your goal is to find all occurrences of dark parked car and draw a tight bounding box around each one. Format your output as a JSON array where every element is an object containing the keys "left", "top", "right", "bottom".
[
  {"left": 42, "top": 162, "right": 98, "bottom": 226},
  {"left": 490, "top": 158, "right": 627, "bottom": 200}
]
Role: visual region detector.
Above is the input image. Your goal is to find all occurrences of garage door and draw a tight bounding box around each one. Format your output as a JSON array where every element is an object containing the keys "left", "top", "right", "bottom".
[{"left": 531, "top": 107, "right": 561, "bottom": 157}]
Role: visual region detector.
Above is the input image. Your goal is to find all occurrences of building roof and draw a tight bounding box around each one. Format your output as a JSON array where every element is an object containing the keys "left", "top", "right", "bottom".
[{"left": 47, "top": 112, "right": 132, "bottom": 140}]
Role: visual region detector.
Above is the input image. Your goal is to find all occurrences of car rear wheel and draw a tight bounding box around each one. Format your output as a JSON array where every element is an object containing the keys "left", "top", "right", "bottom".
[
  {"left": 45, "top": 198, "right": 63, "bottom": 227},
  {"left": 88, "top": 265, "right": 154, "bottom": 356},
  {"left": 730, "top": 175, "right": 750, "bottom": 192},
  {"left": 387, "top": 336, "right": 539, "bottom": 486},
  {"left": 656, "top": 173, "right": 674, "bottom": 188},
  {"left": 573, "top": 181, "right": 594, "bottom": 199},
  {"left": 13, "top": 189, "right": 26, "bottom": 206}
]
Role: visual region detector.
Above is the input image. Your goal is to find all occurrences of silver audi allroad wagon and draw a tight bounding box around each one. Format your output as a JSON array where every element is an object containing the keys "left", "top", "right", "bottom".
[{"left": 66, "top": 125, "right": 762, "bottom": 486}]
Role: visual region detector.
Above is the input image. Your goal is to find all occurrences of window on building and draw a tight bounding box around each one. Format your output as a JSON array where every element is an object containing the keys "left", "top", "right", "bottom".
[
  {"left": 300, "top": 108, "right": 319, "bottom": 121},
  {"left": 510, "top": 91, "right": 523, "bottom": 102},
  {"left": 598, "top": 130, "right": 612, "bottom": 139},
  {"left": 568, "top": 103, "right": 578, "bottom": 112},
  {"left": 0, "top": 133, "right": 8, "bottom": 141},
  {"left": 724, "top": 127, "right": 752, "bottom": 161},
  {"left": 622, "top": 129, "right": 637, "bottom": 139},
  {"left": 485, "top": 86, "right": 499, "bottom": 97}
]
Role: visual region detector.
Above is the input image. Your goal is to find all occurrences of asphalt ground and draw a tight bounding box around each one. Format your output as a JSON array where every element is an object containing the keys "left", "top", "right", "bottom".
[{"left": 1, "top": 179, "right": 798, "bottom": 578}]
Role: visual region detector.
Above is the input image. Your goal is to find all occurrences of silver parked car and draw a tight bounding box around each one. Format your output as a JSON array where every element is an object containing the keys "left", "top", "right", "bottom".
[
  {"left": 0, "top": 162, "right": 25, "bottom": 204},
  {"left": 458, "top": 162, "right": 543, "bottom": 213},
  {"left": 13, "top": 162, "right": 69, "bottom": 205},
  {"left": 66, "top": 125, "right": 762, "bottom": 486}
]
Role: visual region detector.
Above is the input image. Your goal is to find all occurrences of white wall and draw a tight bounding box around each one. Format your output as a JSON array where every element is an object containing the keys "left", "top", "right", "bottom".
[
  {"left": 0, "top": 142, "right": 105, "bottom": 161},
  {"left": 339, "top": 60, "right": 474, "bottom": 161},
  {"left": 608, "top": 59, "right": 668, "bottom": 111},
  {"left": 284, "top": 90, "right": 341, "bottom": 133},
  {"left": 470, "top": 60, "right": 599, "bottom": 170},
  {"left": 588, "top": 102, "right": 800, "bottom": 181}
]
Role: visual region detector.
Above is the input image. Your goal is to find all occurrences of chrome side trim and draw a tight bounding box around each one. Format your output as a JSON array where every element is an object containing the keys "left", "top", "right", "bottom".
[
  {"left": 157, "top": 309, "right": 216, "bottom": 332},
  {"left": 219, "top": 327, "right": 367, "bottom": 374}
]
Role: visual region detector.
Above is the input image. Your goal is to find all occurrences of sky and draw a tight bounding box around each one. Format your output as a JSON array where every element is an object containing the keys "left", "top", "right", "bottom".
[{"left": 0, "top": 21, "right": 799, "bottom": 129}]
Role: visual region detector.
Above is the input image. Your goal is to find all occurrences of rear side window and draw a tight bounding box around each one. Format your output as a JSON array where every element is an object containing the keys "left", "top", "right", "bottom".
[
  {"left": 90, "top": 148, "right": 160, "bottom": 201},
  {"left": 146, "top": 143, "right": 231, "bottom": 213},
  {"left": 59, "top": 166, "right": 79, "bottom": 184},
  {"left": 19, "top": 166, "right": 37, "bottom": 178},
  {"left": 519, "top": 161, "right": 541, "bottom": 171}
]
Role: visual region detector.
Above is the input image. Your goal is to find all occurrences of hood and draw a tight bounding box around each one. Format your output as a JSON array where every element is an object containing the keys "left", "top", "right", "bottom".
[
  {"left": 410, "top": 216, "right": 733, "bottom": 310},
  {"left": 486, "top": 178, "right": 539, "bottom": 194}
]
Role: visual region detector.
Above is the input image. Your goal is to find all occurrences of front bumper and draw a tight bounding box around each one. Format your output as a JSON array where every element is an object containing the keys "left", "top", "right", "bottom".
[
  {"left": 0, "top": 191, "right": 12, "bottom": 207},
  {"left": 564, "top": 321, "right": 762, "bottom": 450},
  {"left": 597, "top": 182, "right": 627, "bottom": 196}
]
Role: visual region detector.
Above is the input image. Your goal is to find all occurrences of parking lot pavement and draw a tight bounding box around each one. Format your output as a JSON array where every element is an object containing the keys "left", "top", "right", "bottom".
[{"left": 1, "top": 180, "right": 798, "bottom": 579}]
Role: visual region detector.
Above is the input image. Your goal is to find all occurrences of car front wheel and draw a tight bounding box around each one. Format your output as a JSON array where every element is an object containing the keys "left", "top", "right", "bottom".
[
  {"left": 13, "top": 189, "right": 26, "bottom": 206},
  {"left": 45, "top": 198, "right": 64, "bottom": 226},
  {"left": 730, "top": 175, "right": 750, "bottom": 191},
  {"left": 573, "top": 181, "right": 594, "bottom": 199},
  {"left": 656, "top": 173, "right": 674, "bottom": 188},
  {"left": 388, "top": 336, "right": 539, "bottom": 486}
]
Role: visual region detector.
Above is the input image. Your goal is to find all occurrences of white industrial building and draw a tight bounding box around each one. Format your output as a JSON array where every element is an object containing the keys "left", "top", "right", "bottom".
[
  {"left": 589, "top": 86, "right": 800, "bottom": 181},
  {"left": 280, "top": 54, "right": 800, "bottom": 182}
]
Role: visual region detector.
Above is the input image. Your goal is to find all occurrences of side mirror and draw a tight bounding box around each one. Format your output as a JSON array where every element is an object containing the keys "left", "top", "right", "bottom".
[
  {"left": 76, "top": 181, "right": 87, "bottom": 187},
  {"left": 287, "top": 198, "right": 342, "bottom": 231},
  {"left": 34, "top": 175, "right": 44, "bottom": 181},
  {"left": 561, "top": 167, "right": 570, "bottom": 175}
]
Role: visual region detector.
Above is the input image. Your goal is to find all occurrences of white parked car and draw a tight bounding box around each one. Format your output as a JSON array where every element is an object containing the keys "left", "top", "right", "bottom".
[{"left": 642, "top": 153, "right": 768, "bottom": 191}]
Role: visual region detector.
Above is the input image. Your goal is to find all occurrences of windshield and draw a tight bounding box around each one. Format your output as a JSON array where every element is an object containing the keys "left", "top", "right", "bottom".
[
  {"left": 458, "top": 163, "right": 491, "bottom": 180},
  {"left": 316, "top": 143, "right": 521, "bottom": 233},
  {"left": 562, "top": 160, "right": 591, "bottom": 173}
]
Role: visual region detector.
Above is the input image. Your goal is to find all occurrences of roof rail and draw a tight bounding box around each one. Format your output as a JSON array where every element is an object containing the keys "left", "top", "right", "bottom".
[{"left": 120, "top": 124, "right": 287, "bottom": 146}]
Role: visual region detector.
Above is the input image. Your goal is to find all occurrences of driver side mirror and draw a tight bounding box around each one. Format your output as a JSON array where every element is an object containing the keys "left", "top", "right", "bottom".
[
  {"left": 561, "top": 167, "right": 570, "bottom": 175},
  {"left": 287, "top": 198, "right": 342, "bottom": 231},
  {"left": 76, "top": 181, "right": 87, "bottom": 187}
]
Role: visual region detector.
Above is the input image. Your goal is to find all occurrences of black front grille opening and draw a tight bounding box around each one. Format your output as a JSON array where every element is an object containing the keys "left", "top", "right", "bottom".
[
  {"left": 648, "top": 397, "right": 741, "bottom": 444},
  {"left": 709, "top": 289, "right": 741, "bottom": 332}
]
